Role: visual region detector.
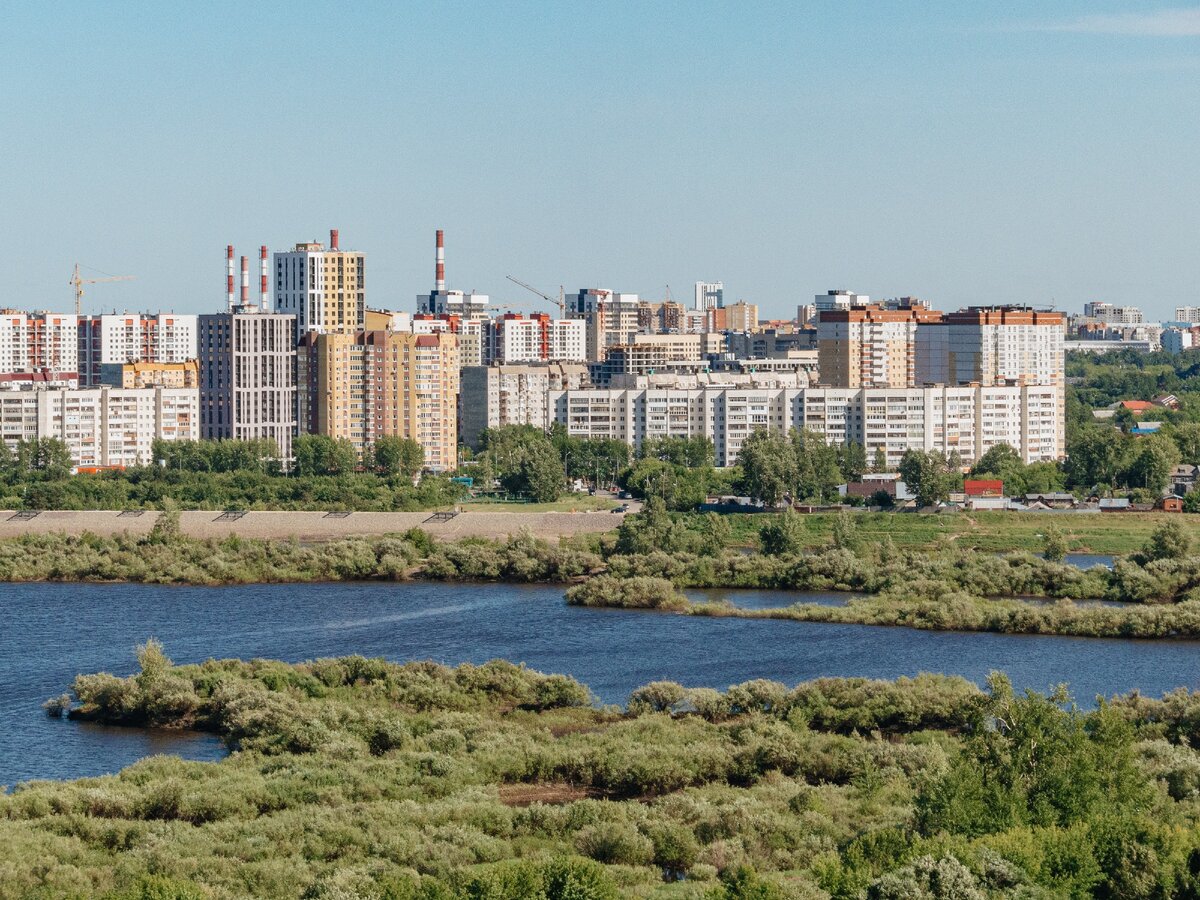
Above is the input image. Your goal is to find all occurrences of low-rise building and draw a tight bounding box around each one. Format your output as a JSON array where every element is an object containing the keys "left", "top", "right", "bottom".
[{"left": 100, "top": 360, "right": 199, "bottom": 389}]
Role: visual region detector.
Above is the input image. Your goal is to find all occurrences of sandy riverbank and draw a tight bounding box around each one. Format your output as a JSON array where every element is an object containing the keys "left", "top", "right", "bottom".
[{"left": 0, "top": 509, "right": 625, "bottom": 542}]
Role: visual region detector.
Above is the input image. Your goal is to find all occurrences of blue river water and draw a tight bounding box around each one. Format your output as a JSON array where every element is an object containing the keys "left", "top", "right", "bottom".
[{"left": 2, "top": 577, "right": 1195, "bottom": 786}]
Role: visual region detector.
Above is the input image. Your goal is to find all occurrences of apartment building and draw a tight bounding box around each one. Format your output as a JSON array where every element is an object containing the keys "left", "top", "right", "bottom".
[
  {"left": 817, "top": 305, "right": 943, "bottom": 388},
  {"left": 486, "top": 314, "right": 586, "bottom": 364},
  {"left": 551, "top": 382, "right": 1061, "bottom": 468},
  {"left": 0, "top": 311, "right": 78, "bottom": 381},
  {"left": 78, "top": 313, "right": 198, "bottom": 386},
  {"left": 198, "top": 310, "right": 297, "bottom": 458},
  {"left": 590, "top": 333, "right": 727, "bottom": 385},
  {"left": 1082, "top": 301, "right": 1142, "bottom": 325},
  {"left": 0, "top": 386, "right": 198, "bottom": 468},
  {"left": 273, "top": 229, "right": 365, "bottom": 337},
  {"left": 715, "top": 301, "right": 758, "bottom": 333},
  {"left": 695, "top": 282, "right": 724, "bottom": 311},
  {"left": 459, "top": 362, "right": 589, "bottom": 448},
  {"left": 568, "top": 289, "right": 643, "bottom": 361},
  {"left": 1175, "top": 307, "right": 1200, "bottom": 324},
  {"left": 916, "top": 308, "right": 1065, "bottom": 389},
  {"left": 297, "top": 330, "right": 460, "bottom": 471},
  {"left": 99, "top": 360, "right": 199, "bottom": 389}
]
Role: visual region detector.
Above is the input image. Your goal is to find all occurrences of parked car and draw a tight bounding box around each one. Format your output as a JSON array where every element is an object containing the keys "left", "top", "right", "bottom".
[
  {"left": 612, "top": 504, "right": 630, "bottom": 514},
  {"left": 618, "top": 491, "right": 633, "bottom": 500}
]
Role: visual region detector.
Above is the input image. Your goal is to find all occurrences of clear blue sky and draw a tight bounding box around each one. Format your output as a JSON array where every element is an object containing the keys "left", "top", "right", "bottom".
[{"left": 1, "top": 2, "right": 1197, "bottom": 319}]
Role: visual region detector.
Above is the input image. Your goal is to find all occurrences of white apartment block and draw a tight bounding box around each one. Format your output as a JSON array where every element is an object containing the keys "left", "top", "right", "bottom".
[
  {"left": 486, "top": 315, "right": 586, "bottom": 364},
  {"left": 1175, "top": 307, "right": 1200, "bottom": 324},
  {"left": 916, "top": 309, "right": 1065, "bottom": 389},
  {"left": 695, "top": 282, "right": 724, "bottom": 311},
  {"left": 815, "top": 290, "right": 868, "bottom": 312},
  {"left": 0, "top": 311, "right": 78, "bottom": 380},
  {"left": 551, "top": 383, "right": 1062, "bottom": 468},
  {"left": 0, "top": 387, "right": 198, "bottom": 469},
  {"left": 1082, "top": 301, "right": 1143, "bottom": 324},
  {"left": 78, "top": 313, "right": 198, "bottom": 386}
]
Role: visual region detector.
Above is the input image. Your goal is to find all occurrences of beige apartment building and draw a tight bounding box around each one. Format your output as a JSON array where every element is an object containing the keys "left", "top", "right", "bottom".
[
  {"left": 298, "top": 330, "right": 460, "bottom": 471},
  {"left": 100, "top": 360, "right": 199, "bottom": 389},
  {"left": 817, "top": 305, "right": 944, "bottom": 388}
]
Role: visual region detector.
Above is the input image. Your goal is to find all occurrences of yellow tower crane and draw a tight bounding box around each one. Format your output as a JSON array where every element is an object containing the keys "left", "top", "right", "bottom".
[
  {"left": 71, "top": 264, "right": 135, "bottom": 316},
  {"left": 506, "top": 275, "right": 566, "bottom": 316}
]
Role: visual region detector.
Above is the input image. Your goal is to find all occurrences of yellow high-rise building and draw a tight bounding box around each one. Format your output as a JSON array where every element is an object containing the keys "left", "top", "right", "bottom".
[{"left": 298, "top": 330, "right": 460, "bottom": 471}]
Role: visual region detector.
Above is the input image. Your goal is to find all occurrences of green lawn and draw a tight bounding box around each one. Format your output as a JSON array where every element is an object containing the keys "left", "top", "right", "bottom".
[
  {"left": 458, "top": 494, "right": 619, "bottom": 512},
  {"left": 709, "top": 510, "right": 1197, "bottom": 555}
]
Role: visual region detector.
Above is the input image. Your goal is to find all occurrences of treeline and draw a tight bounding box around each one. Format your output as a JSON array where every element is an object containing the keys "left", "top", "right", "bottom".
[
  {"left": 12, "top": 647, "right": 1200, "bottom": 897},
  {"left": 0, "top": 436, "right": 465, "bottom": 512}
]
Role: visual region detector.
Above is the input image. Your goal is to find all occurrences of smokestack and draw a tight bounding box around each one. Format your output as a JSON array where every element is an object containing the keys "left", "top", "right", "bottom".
[
  {"left": 260, "top": 245, "right": 269, "bottom": 311},
  {"left": 435, "top": 229, "right": 445, "bottom": 292},
  {"left": 330, "top": 228, "right": 339, "bottom": 251},
  {"left": 240, "top": 256, "right": 249, "bottom": 307},
  {"left": 226, "top": 245, "right": 235, "bottom": 311}
]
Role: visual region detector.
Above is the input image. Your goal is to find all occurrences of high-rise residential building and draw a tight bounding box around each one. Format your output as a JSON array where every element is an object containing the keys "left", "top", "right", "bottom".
[
  {"left": 694, "top": 282, "right": 724, "bottom": 311},
  {"left": 716, "top": 301, "right": 758, "bottom": 332},
  {"left": 485, "top": 314, "right": 586, "bottom": 364},
  {"left": 0, "top": 386, "right": 198, "bottom": 469},
  {"left": 1162, "top": 327, "right": 1200, "bottom": 355},
  {"left": 416, "top": 230, "right": 489, "bottom": 320},
  {"left": 814, "top": 290, "right": 868, "bottom": 312},
  {"left": 0, "top": 311, "right": 78, "bottom": 381},
  {"left": 459, "top": 362, "right": 589, "bottom": 448},
  {"left": 78, "top": 313, "right": 198, "bottom": 386},
  {"left": 590, "top": 333, "right": 727, "bottom": 385},
  {"left": 198, "top": 310, "right": 297, "bottom": 458},
  {"left": 297, "top": 330, "right": 460, "bottom": 471},
  {"left": 552, "top": 382, "right": 1061, "bottom": 468},
  {"left": 817, "top": 305, "right": 944, "bottom": 389},
  {"left": 1175, "top": 307, "right": 1200, "bottom": 324},
  {"left": 1082, "top": 301, "right": 1142, "bottom": 324},
  {"left": 567, "top": 289, "right": 642, "bottom": 361},
  {"left": 638, "top": 301, "right": 688, "bottom": 334},
  {"left": 273, "top": 229, "right": 365, "bottom": 337},
  {"left": 916, "top": 308, "right": 1065, "bottom": 389}
]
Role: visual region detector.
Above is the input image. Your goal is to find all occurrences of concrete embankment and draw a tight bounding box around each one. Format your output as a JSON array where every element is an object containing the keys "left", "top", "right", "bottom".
[{"left": 0, "top": 509, "right": 624, "bottom": 542}]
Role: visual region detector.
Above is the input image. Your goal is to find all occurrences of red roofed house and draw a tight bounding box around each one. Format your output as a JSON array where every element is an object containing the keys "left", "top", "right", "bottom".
[
  {"left": 964, "top": 479, "right": 1004, "bottom": 497},
  {"left": 1119, "top": 400, "right": 1155, "bottom": 412}
]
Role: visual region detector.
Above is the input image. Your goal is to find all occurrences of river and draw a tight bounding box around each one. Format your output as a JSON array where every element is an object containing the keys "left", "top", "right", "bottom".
[{"left": 2, "top": 578, "right": 1196, "bottom": 785}]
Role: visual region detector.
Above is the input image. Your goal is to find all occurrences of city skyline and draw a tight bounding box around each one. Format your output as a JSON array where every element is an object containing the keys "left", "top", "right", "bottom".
[{"left": 2, "top": 2, "right": 1198, "bottom": 319}]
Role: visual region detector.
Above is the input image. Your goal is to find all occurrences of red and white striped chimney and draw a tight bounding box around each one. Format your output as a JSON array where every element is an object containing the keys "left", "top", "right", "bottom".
[
  {"left": 240, "top": 256, "right": 249, "bottom": 307},
  {"left": 330, "top": 228, "right": 339, "bottom": 251},
  {"left": 435, "top": 229, "right": 445, "bottom": 292},
  {"left": 226, "top": 245, "right": 235, "bottom": 311},
  {"left": 259, "top": 245, "right": 269, "bottom": 311}
]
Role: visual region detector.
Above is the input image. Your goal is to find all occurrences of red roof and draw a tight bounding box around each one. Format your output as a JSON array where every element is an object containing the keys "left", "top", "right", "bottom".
[
  {"left": 964, "top": 479, "right": 1003, "bottom": 497},
  {"left": 1119, "top": 400, "right": 1154, "bottom": 412}
]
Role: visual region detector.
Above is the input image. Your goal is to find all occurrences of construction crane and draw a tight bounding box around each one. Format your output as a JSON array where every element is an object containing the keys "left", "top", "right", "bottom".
[
  {"left": 506, "top": 275, "right": 566, "bottom": 316},
  {"left": 70, "top": 264, "right": 135, "bottom": 316}
]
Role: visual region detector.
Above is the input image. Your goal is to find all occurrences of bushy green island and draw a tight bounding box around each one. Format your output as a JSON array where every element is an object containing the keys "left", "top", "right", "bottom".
[
  {"left": 7, "top": 501, "right": 1200, "bottom": 640},
  {"left": 11, "top": 643, "right": 1200, "bottom": 898}
]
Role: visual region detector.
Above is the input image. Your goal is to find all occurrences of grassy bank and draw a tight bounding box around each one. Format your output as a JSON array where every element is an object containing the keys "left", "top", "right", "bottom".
[
  {"left": 11, "top": 646, "right": 1200, "bottom": 898},
  {"left": 713, "top": 510, "right": 1199, "bottom": 555}
]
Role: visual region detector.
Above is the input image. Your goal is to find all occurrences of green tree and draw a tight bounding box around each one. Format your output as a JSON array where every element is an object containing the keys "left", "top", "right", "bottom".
[
  {"left": 504, "top": 441, "right": 564, "bottom": 503},
  {"left": 639, "top": 435, "right": 714, "bottom": 468},
  {"left": 1170, "top": 422, "right": 1200, "bottom": 465},
  {"left": 1042, "top": 524, "right": 1068, "bottom": 562},
  {"left": 898, "top": 450, "right": 953, "bottom": 508},
  {"left": 1065, "top": 427, "right": 1129, "bottom": 491},
  {"left": 916, "top": 674, "right": 1150, "bottom": 838},
  {"left": 1138, "top": 519, "right": 1192, "bottom": 564},
  {"left": 1123, "top": 434, "right": 1181, "bottom": 493},
  {"left": 737, "top": 429, "right": 796, "bottom": 507},
  {"left": 292, "top": 435, "right": 357, "bottom": 477},
  {"left": 792, "top": 428, "right": 843, "bottom": 501},
  {"left": 759, "top": 507, "right": 806, "bottom": 556},
  {"left": 370, "top": 436, "right": 424, "bottom": 478},
  {"left": 17, "top": 437, "right": 72, "bottom": 479},
  {"left": 871, "top": 446, "right": 888, "bottom": 474}
]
